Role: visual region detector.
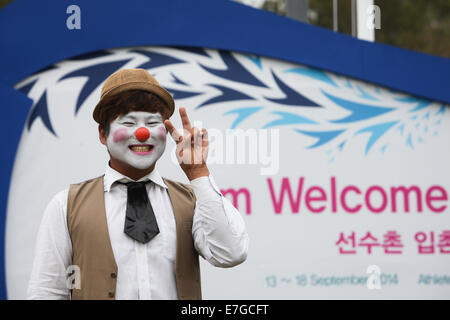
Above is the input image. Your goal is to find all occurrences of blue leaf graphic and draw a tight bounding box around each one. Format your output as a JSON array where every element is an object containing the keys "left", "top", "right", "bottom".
[
  {"left": 338, "top": 140, "right": 346, "bottom": 151},
  {"left": 171, "top": 73, "right": 188, "bottom": 86},
  {"left": 201, "top": 50, "right": 267, "bottom": 88},
  {"left": 17, "top": 79, "right": 38, "bottom": 96},
  {"left": 295, "top": 129, "right": 345, "bottom": 149},
  {"left": 266, "top": 71, "right": 320, "bottom": 107},
  {"left": 394, "top": 96, "right": 432, "bottom": 113},
  {"left": 435, "top": 104, "right": 446, "bottom": 115},
  {"left": 355, "top": 121, "right": 398, "bottom": 155},
  {"left": 322, "top": 90, "right": 394, "bottom": 123},
  {"left": 406, "top": 133, "right": 414, "bottom": 149},
  {"left": 262, "top": 111, "right": 317, "bottom": 128},
  {"left": 285, "top": 67, "right": 338, "bottom": 88},
  {"left": 167, "top": 87, "right": 203, "bottom": 100},
  {"left": 397, "top": 123, "right": 405, "bottom": 136},
  {"left": 132, "top": 50, "right": 185, "bottom": 70},
  {"left": 60, "top": 59, "right": 131, "bottom": 114},
  {"left": 223, "top": 107, "right": 263, "bottom": 129},
  {"left": 344, "top": 79, "right": 352, "bottom": 88},
  {"left": 355, "top": 85, "right": 378, "bottom": 101},
  {"left": 244, "top": 54, "right": 262, "bottom": 69},
  {"left": 197, "top": 84, "right": 254, "bottom": 108},
  {"left": 27, "top": 91, "right": 57, "bottom": 136}
]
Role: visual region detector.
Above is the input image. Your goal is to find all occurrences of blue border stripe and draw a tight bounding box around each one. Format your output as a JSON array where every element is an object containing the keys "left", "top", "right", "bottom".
[
  {"left": 0, "top": 0, "right": 449, "bottom": 103},
  {"left": 0, "top": 83, "right": 32, "bottom": 300}
]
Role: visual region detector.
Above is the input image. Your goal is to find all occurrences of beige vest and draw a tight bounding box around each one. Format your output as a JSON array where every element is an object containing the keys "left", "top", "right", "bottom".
[{"left": 66, "top": 175, "right": 201, "bottom": 300}]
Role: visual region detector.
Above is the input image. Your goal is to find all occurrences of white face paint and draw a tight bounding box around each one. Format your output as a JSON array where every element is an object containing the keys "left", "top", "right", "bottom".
[{"left": 106, "top": 111, "right": 167, "bottom": 170}]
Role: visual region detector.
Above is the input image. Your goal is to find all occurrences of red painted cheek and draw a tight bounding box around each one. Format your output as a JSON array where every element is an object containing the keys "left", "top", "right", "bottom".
[
  {"left": 158, "top": 126, "right": 167, "bottom": 140},
  {"left": 113, "top": 128, "right": 129, "bottom": 143}
]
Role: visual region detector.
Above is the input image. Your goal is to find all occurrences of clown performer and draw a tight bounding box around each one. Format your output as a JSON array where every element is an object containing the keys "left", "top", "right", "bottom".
[{"left": 27, "top": 68, "right": 249, "bottom": 300}]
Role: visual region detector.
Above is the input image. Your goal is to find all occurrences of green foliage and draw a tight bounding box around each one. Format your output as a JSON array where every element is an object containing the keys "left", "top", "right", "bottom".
[
  {"left": 264, "top": 0, "right": 450, "bottom": 58},
  {"left": 374, "top": 0, "right": 450, "bottom": 58},
  {"left": 262, "top": 0, "right": 286, "bottom": 15}
]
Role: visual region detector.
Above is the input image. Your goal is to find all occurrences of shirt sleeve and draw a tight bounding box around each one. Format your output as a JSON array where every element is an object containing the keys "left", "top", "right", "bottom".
[
  {"left": 190, "top": 175, "right": 249, "bottom": 268},
  {"left": 27, "top": 190, "right": 73, "bottom": 300}
]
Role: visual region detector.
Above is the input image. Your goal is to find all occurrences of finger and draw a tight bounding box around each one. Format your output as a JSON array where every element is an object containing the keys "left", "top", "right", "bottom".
[
  {"left": 181, "top": 134, "right": 193, "bottom": 164},
  {"left": 179, "top": 107, "right": 191, "bottom": 132},
  {"left": 175, "top": 141, "right": 184, "bottom": 164},
  {"left": 201, "top": 129, "right": 209, "bottom": 162},
  {"left": 193, "top": 127, "right": 202, "bottom": 148},
  {"left": 164, "top": 119, "right": 176, "bottom": 135},
  {"left": 180, "top": 130, "right": 191, "bottom": 148},
  {"left": 192, "top": 128, "right": 203, "bottom": 164},
  {"left": 164, "top": 120, "right": 181, "bottom": 143},
  {"left": 192, "top": 127, "right": 201, "bottom": 145},
  {"left": 201, "top": 128, "right": 208, "bottom": 146}
]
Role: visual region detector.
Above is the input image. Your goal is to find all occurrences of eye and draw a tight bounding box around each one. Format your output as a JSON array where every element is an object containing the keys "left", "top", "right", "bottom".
[
  {"left": 121, "top": 122, "right": 135, "bottom": 126},
  {"left": 147, "top": 122, "right": 160, "bottom": 126}
]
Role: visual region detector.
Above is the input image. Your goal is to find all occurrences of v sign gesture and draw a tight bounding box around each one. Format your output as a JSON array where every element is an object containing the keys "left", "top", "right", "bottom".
[{"left": 164, "top": 107, "right": 210, "bottom": 181}]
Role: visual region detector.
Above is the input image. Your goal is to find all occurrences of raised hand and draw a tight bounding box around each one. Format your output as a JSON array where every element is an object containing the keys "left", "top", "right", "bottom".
[{"left": 164, "top": 107, "right": 210, "bottom": 181}]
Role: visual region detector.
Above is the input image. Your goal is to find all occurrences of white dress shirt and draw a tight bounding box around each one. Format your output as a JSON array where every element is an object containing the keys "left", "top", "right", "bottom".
[{"left": 27, "top": 164, "right": 249, "bottom": 300}]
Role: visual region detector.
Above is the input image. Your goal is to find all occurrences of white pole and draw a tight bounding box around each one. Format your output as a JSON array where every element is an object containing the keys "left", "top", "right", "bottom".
[
  {"left": 333, "top": 0, "right": 338, "bottom": 32},
  {"left": 351, "top": 0, "right": 356, "bottom": 37},
  {"left": 356, "top": 0, "right": 376, "bottom": 41},
  {"left": 286, "top": 0, "right": 309, "bottom": 23}
]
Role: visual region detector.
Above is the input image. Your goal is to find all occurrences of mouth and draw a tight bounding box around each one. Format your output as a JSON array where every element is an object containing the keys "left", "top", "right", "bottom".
[{"left": 128, "top": 144, "right": 154, "bottom": 155}]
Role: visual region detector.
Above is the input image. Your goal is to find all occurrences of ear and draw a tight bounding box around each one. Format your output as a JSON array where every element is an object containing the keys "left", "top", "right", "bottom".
[{"left": 99, "top": 125, "right": 107, "bottom": 146}]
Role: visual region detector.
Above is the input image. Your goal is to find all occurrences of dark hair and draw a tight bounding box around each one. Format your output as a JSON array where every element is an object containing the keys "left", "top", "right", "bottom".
[{"left": 100, "top": 90, "right": 171, "bottom": 136}]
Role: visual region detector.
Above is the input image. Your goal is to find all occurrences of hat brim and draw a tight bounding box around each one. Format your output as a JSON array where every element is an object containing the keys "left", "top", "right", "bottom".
[{"left": 93, "top": 81, "right": 175, "bottom": 124}]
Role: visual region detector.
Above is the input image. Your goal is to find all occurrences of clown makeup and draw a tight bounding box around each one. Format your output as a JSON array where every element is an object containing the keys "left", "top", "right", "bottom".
[{"left": 106, "top": 111, "right": 167, "bottom": 170}]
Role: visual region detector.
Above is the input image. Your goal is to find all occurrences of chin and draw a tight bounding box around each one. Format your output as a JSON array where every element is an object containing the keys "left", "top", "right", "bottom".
[
  {"left": 130, "top": 163, "right": 155, "bottom": 170},
  {"left": 110, "top": 154, "right": 156, "bottom": 171},
  {"left": 124, "top": 159, "right": 157, "bottom": 170}
]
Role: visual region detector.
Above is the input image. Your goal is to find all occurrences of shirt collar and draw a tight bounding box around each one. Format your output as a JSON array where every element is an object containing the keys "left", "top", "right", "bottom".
[{"left": 103, "top": 163, "right": 168, "bottom": 192}]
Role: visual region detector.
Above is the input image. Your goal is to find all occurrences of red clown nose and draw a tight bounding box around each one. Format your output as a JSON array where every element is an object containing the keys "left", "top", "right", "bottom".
[{"left": 135, "top": 127, "right": 150, "bottom": 142}]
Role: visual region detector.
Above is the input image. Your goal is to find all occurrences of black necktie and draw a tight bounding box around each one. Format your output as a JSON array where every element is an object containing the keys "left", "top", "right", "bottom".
[{"left": 117, "top": 180, "right": 160, "bottom": 244}]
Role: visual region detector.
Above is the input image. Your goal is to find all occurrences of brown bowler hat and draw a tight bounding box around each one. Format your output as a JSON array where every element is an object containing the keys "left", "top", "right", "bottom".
[{"left": 93, "top": 68, "right": 175, "bottom": 124}]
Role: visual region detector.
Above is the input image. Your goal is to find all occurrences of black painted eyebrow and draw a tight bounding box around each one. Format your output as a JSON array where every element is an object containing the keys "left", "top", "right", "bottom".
[
  {"left": 118, "top": 114, "right": 137, "bottom": 121},
  {"left": 145, "top": 113, "right": 163, "bottom": 120},
  {"left": 119, "top": 112, "right": 162, "bottom": 121}
]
